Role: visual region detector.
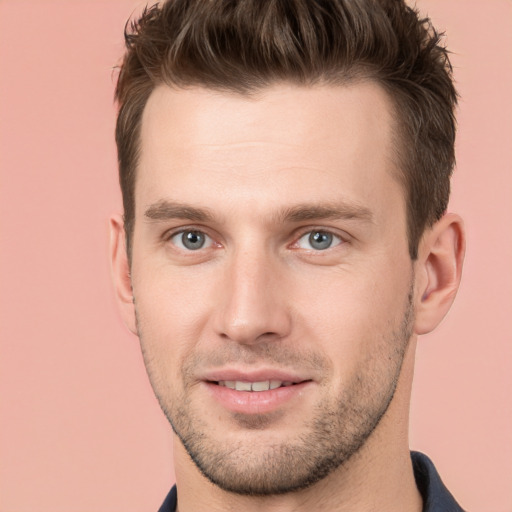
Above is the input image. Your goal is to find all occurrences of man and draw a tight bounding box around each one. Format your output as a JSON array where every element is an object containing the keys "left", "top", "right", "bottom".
[{"left": 109, "top": 0, "right": 466, "bottom": 510}]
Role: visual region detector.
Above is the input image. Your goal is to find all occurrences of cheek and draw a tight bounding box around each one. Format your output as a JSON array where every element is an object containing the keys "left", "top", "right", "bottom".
[
  {"left": 131, "top": 263, "right": 216, "bottom": 381},
  {"left": 133, "top": 256, "right": 215, "bottom": 323},
  {"left": 291, "top": 262, "right": 411, "bottom": 373}
]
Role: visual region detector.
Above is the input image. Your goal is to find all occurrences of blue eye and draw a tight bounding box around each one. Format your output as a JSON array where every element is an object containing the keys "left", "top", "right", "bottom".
[
  {"left": 170, "top": 230, "right": 213, "bottom": 251},
  {"left": 297, "top": 231, "right": 342, "bottom": 251}
]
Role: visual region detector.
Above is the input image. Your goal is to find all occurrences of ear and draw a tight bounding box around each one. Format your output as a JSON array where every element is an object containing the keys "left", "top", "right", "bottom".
[
  {"left": 109, "top": 214, "right": 138, "bottom": 335},
  {"left": 413, "top": 213, "right": 466, "bottom": 335}
]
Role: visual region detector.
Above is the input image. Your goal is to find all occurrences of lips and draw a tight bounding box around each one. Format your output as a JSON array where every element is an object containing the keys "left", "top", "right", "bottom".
[
  {"left": 217, "top": 380, "right": 296, "bottom": 391},
  {"left": 202, "top": 370, "right": 313, "bottom": 414},
  {"left": 202, "top": 368, "right": 308, "bottom": 385}
]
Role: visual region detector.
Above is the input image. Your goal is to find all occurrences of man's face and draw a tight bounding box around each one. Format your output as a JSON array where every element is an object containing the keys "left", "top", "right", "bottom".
[{"left": 130, "top": 83, "right": 415, "bottom": 494}]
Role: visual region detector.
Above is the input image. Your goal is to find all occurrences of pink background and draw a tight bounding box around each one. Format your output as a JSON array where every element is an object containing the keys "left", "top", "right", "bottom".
[{"left": 0, "top": 1, "right": 511, "bottom": 510}]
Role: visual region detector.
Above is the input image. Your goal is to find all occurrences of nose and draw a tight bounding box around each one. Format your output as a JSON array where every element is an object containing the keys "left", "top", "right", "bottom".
[{"left": 212, "top": 247, "right": 292, "bottom": 345}]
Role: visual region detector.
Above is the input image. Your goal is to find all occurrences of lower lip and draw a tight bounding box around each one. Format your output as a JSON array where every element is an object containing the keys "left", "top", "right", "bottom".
[{"left": 204, "top": 381, "right": 312, "bottom": 414}]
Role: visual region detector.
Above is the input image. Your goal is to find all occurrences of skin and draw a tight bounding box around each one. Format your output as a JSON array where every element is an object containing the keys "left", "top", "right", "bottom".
[{"left": 110, "top": 82, "right": 465, "bottom": 511}]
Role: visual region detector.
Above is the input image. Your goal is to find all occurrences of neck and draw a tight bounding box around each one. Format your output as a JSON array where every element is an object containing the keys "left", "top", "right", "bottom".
[{"left": 174, "top": 339, "right": 422, "bottom": 512}]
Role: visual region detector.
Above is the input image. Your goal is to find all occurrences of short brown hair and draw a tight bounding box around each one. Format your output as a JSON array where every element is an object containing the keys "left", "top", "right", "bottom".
[{"left": 115, "top": 0, "right": 457, "bottom": 260}]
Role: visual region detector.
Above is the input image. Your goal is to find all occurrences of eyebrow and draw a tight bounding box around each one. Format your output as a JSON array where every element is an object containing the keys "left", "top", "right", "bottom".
[
  {"left": 143, "top": 200, "right": 373, "bottom": 224},
  {"left": 278, "top": 203, "right": 373, "bottom": 223},
  {"left": 144, "top": 200, "right": 214, "bottom": 222}
]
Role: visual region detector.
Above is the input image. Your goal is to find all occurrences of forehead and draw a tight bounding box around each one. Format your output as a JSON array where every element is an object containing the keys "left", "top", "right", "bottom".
[{"left": 137, "top": 82, "right": 403, "bottom": 223}]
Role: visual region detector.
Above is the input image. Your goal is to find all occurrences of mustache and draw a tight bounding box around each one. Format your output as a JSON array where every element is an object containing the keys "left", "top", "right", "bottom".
[{"left": 182, "top": 341, "right": 331, "bottom": 375}]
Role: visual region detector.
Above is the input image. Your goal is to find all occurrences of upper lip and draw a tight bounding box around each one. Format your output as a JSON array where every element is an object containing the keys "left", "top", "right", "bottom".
[{"left": 201, "top": 368, "right": 311, "bottom": 384}]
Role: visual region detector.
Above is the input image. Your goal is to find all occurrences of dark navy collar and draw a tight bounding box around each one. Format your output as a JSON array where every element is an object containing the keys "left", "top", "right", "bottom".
[
  {"left": 158, "top": 484, "right": 177, "bottom": 512},
  {"left": 411, "top": 451, "right": 465, "bottom": 512},
  {"left": 158, "top": 451, "right": 464, "bottom": 511}
]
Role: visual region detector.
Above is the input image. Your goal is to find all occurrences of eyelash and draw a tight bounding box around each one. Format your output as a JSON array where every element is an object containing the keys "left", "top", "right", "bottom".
[
  {"left": 293, "top": 229, "right": 345, "bottom": 251},
  {"left": 165, "top": 228, "right": 217, "bottom": 251},
  {"left": 163, "top": 227, "right": 347, "bottom": 252}
]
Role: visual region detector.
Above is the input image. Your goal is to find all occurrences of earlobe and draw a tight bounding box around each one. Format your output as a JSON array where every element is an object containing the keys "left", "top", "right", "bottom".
[
  {"left": 109, "top": 214, "right": 138, "bottom": 335},
  {"left": 414, "top": 213, "right": 465, "bottom": 335}
]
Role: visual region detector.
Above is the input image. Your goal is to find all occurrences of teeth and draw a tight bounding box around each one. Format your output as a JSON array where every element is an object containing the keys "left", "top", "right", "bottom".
[
  {"left": 235, "top": 381, "right": 252, "bottom": 391},
  {"left": 217, "top": 380, "right": 292, "bottom": 391},
  {"left": 270, "top": 380, "right": 282, "bottom": 390},
  {"left": 251, "top": 381, "right": 270, "bottom": 391}
]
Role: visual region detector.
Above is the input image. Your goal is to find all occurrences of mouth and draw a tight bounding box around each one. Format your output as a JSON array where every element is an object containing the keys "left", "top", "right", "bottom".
[
  {"left": 212, "top": 380, "right": 302, "bottom": 391},
  {"left": 203, "top": 377, "right": 313, "bottom": 415}
]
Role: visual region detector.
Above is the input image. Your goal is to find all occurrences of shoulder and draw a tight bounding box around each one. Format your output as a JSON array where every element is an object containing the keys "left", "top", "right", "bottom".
[
  {"left": 411, "top": 451, "right": 466, "bottom": 512},
  {"left": 157, "top": 485, "right": 177, "bottom": 512}
]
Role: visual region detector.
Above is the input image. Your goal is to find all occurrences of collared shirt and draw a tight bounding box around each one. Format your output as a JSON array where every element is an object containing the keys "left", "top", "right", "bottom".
[{"left": 158, "top": 451, "right": 465, "bottom": 511}]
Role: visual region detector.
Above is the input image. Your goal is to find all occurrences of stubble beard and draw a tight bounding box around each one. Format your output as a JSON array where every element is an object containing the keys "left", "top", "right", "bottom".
[{"left": 136, "top": 287, "right": 415, "bottom": 496}]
